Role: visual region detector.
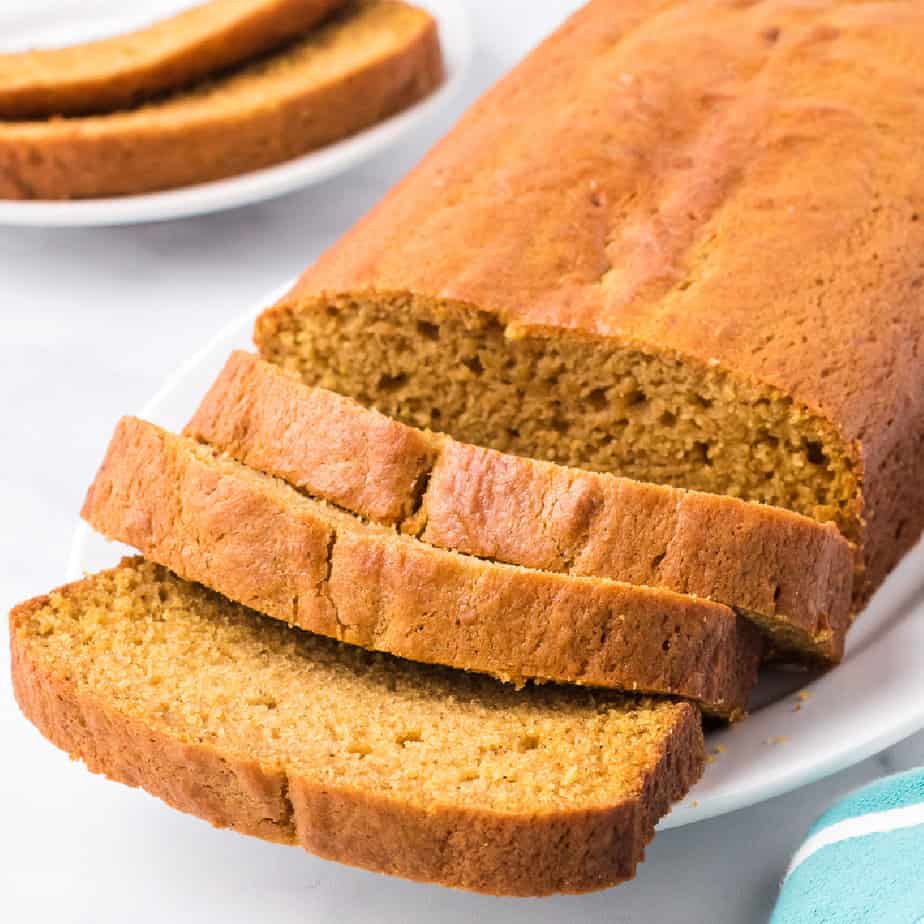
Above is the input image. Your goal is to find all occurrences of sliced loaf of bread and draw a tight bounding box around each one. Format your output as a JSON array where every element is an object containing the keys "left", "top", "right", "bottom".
[
  {"left": 81, "top": 416, "right": 763, "bottom": 717},
  {"left": 10, "top": 558, "right": 705, "bottom": 895},
  {"left": 0, "top": 0, "right": 348, "bottom": 119},
  {"left": 0, "top": 1, "right": 442, "bottom": 199},
  {"left": 186, "top": 351, "right": 853, "bottom": 660},
  {"left": 255, "top": 0, "right": 924, "bottom": 601}
]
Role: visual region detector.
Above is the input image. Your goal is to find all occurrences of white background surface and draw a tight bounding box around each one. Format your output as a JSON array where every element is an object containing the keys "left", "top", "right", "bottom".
[{"left": 1, "top": 1, "right": 923, "bottom": 921}]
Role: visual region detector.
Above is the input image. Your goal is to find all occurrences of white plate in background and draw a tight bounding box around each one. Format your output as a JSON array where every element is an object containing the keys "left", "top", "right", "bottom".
[
  {"left": 0, "top": 0, "right": 471, "bottom": 226},
  {"left": 68, "top": 278, "right": 924, "bottom": 838}
]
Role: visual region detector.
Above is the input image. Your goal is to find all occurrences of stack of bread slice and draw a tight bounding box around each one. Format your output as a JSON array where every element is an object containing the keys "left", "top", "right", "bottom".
[
  {"left": 11, "top": 348, "right": 856, "bottom": 893},
  {"left": 11, "top": 0, "right": 924, "bottom": 896},
  {"left": 0, "top": 0, "right": 443, "bottom": 199}
]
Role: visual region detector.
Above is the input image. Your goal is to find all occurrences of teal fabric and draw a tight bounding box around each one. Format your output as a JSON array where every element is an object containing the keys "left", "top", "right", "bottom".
[
  {"left": 773, "top": 826, "right": 924, "bottom": 923},
  {"left": 771, "top": 768, "right": 924, "bottom": 924},
  {"left": 805, "top": 768, "right": 924, "bottom": 835}
]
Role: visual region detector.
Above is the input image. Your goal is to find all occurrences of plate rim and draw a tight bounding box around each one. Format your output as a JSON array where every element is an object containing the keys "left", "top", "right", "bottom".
[
  {"left": 67, "top": 279, "right": 924, "bottom": 832},
  {"left": 0, "top": 0, "right": 472, "bottom": 227}
]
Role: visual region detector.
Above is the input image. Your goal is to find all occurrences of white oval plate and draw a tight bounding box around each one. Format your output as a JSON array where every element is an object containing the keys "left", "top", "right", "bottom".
[
  {"left": 0, "top": 0, "right": 471, "bottom": 226},
  {"left": 68, "top": 280, "right": 924, "bottom": 832}
]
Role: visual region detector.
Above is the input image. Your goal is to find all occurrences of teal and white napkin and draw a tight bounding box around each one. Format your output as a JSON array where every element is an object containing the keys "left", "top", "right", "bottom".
[{"left": 772, "top": 768, "right": 924, "bottom": 922}]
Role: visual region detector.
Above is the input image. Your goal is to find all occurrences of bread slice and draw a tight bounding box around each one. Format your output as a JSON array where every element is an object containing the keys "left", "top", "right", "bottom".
[
  {"left": 254, "top": 0, "right": 924, "bottom": 602},
  {"left": 0, "top": 0, "right": 348, "bottom": 119},
  {"left": 9, "top": 558, "right": 705, "bottom": 895},
  {"left": 81, "top": 416, "right": 762, "bottom": 717},
  {"left": 188, "top": 351, "right": 853, "bottom": 661},
  {"left": 0, "top": 1, "right": 442, "bottom": 199}
]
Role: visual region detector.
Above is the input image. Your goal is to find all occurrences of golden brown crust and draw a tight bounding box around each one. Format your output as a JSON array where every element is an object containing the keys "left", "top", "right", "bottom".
[
  {"left": 0, "top": 2, "right": 443, "bottom": 199},
  {"left": 263, "top": 0, "right": 924, "bottom": 596},
  {"left": 9, "top": 564, "right": 706, "bottom": 895},
  {"left": 0, "top": 0, "right": 348, "bottom": 119},
  {"left": 187, "top": 351, "right": 852, "bottom": 660},
  {"left": 82, "top": 416, "right": 763, "bottom": 716}
]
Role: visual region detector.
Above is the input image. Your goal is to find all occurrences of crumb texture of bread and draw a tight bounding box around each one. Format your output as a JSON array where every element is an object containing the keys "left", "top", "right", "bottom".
[
  {"left": 10, "top": 559, "right": 705, "bottom": 895},
  {"left": 255, "top": 0, "right": 924, "bottom": 599},
  {"left": 0, "top": 0, "right": 349, "bottom": 119},
  {"left": 0, "top": 1, "right": 444, "bottom": 199},
  {"left": 187, "top": 352, "right": 854, "bottom": 661},
  {"left": 82, "top": 416, "right": 763, "bottom": 716}
]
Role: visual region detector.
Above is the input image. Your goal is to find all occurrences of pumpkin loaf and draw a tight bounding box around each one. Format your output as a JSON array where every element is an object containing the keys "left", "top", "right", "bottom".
[
  {"left": 256, "top": 0, "right": 924, "bottom": 601},
  {"left": 10, "top": 559, "right": 705, "bottom": 895},
  {"left": 0, "top": 0, "right": 348, "bottom": 119},
  {"left": 82, "top": 416, "right": 763, "bottom": 717},
  {"left": 0, "top": 1, "right": 443, "bottom": 199},
  {"left": 187, "top": 351, "right": 854, "bottom": 661}
]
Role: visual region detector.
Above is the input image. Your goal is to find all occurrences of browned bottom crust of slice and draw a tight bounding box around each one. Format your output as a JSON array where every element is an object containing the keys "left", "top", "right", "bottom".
[{"left": 10, "top": 560, "right": 706, "bottom": 895}]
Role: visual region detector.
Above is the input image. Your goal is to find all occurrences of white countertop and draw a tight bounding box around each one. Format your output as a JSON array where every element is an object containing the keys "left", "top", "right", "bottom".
[{"left": 1, "top": 2, "right": 922, "bottom": 920}]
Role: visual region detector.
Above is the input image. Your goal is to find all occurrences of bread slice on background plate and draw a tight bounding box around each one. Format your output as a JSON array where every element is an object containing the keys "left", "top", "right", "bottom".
[
  {"left": 10, "top": 559, "right": 705, "bottom": 896},
  {"left": 0, "top": 0, "right": 349, "bottom": 119},
  {"left": 0, "top": 1, "right": 443, "bottom": 199}
]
